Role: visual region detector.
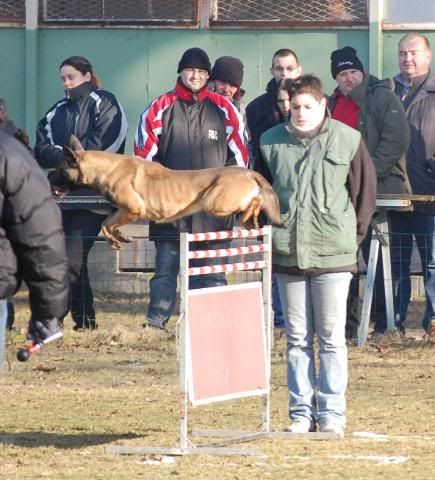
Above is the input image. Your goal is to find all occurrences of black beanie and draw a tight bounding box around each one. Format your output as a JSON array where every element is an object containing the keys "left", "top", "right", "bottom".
[
  {"left": 330, "top": 46, "right": 364, "bottom": 79},
  {"left": 210, "top": 56, "right": 244, "bottom": 88},
  {"left": 177, "top": 47, "right": 211, "bottom": 74}
]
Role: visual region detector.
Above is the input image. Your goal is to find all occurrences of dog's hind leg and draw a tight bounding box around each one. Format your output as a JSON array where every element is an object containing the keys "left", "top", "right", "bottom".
[{"left": 241, "top": 197, "right": 263, "bottom": 230}]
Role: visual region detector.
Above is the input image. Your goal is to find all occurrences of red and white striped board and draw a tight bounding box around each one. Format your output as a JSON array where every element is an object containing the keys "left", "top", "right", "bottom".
[{"left": 186, "top": 282, "right": 268, "bottom": 406}]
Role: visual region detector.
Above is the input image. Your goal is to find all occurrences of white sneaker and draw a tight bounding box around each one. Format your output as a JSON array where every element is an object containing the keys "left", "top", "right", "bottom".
[
  {"left": 319, "top": 422, "right": 344, "bottom": 437},
  {"left": 285, "top": 419, "right": 315, "bottom": 433}
]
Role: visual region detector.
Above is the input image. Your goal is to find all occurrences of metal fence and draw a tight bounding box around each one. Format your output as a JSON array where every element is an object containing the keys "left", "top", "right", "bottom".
[
  {"left": 41, "top": 0, "right": 198, "bottom": 24},
  {"left": 0, "top": 0, "right": 25, "bottom": 22},
  {"left": 212, "top": 0, "right": 368, "bottom": 25},
  {"left": 0, "top": 1, "right": 367, "bottom": 26}
]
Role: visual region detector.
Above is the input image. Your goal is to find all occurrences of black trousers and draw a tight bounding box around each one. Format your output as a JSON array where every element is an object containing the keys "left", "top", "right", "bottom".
[{"left": 62, "top": 210, "right": 106, "bottom": 328}]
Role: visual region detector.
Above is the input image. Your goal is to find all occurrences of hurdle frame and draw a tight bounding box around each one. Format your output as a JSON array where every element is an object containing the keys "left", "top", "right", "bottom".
[{"left": 177, "top": 226, "right": 273, "bottom": 454}]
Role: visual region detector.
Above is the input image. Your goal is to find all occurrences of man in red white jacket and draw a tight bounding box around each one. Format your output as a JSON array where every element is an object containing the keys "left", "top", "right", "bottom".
[{"left": 134, "top": 47, "right": 248, "bottom": 330}]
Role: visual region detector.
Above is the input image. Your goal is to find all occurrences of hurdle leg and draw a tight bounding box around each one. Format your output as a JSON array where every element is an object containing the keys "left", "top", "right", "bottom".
[
  {"left": 261, "top": 225, "right": 272, "bottom": 432},
  {"left": 379, "top": 217, "right": 396, "bottom": 331},
  {"left": 358, "top": 232, "right": 380, "bottom": 346},
  {"left": 179, "top": 233, "right": 190, "bottom": 449}
]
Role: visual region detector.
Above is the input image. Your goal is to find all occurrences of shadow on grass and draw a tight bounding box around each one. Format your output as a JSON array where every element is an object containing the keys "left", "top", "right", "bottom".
[{"left": 0, "top": 431, "right": 153, "bottom": 449}]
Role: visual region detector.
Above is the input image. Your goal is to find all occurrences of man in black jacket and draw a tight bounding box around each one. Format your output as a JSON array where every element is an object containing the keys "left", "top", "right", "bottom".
[
  {"left": 247, "top": 48, "right": 302, "bottom": 178},
  {"left": 247, "top": 48, "right": 302, "bottom": 331},
  {"left": 0, "top": 131, "right": 69, "bottom": 371}
]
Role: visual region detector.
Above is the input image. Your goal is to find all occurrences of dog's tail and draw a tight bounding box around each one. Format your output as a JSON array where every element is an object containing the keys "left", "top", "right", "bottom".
[{"left": 254, "top": 173, "right": 284, "bottom": 227}]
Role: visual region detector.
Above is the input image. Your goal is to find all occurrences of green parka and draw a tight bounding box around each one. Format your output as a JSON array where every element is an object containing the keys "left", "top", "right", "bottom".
[{"left": 260, "top": 118, "right": 376, "bottom": 272}]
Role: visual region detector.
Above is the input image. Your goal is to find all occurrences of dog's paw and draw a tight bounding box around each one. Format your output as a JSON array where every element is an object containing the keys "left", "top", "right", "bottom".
[{"left": 105, "top": 238, "right": 122, "bottom": 250}]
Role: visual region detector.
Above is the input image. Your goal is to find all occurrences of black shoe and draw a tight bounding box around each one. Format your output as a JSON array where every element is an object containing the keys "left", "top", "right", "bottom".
[
  {"left": 142, "top": 321, "right": 167, "bottom": 332},
  {"left": 73, "top": 320, "right": 98, "bottom": 331}
]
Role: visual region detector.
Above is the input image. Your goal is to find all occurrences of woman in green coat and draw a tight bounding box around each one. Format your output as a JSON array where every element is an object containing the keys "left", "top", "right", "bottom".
[{"left": 260, "top": 75, "right": 376, "bottom": 436}]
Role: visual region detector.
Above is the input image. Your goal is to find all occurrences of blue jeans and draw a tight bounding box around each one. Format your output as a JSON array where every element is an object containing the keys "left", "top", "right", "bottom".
[
  {"left": 0, "top": 299, "right": 7, "bottom": 376},
  {"left": 272, "top": 274, "right": 285, "bottom": 328},
  {"left": 276, "top": 272, "right": 351, "bottom": 428},
  {"left": 147, "top": 240, "right": 227, "bottom": 328},
  {"left": 385, "top": 211, "right": 435, "bottom": 333}
]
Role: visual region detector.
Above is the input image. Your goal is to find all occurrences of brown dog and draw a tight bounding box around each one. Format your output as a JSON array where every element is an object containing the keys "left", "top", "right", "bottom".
[{"left": 61, "top": 136, "right": 283, "bottom": 249}]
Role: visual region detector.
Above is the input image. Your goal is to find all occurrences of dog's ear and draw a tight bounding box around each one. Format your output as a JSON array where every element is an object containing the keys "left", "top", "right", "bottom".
[
  {"left": 69, "top": 135, "right": 85, "bottom": 152},
  {"left": 62, "top": 144, "right": 78, "bottom": 164}
]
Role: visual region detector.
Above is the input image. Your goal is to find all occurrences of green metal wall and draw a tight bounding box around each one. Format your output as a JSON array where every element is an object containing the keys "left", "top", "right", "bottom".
[
  {"left": 5, "top": 27, "right": 435, "bottom": 155},
  {"left": 0, "top": 27, "right": 369, "bottom": 152},
  {"left": 0, "top": 28, "right": 25, "bottom": 131}
]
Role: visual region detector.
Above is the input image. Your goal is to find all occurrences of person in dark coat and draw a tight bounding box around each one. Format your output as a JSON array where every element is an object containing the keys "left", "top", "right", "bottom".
[
  {"left": 247, "top": 48, "right": 302, "bottom": 179},
  {"left": 393, "top": 33, "right": 435, "bottom": 335},
  {"left": 328, "top": 46, "right": 411, "bottom": 339},
  {"left": 0, "top": 131, "right": 69, "bottom": 373},
  {"left": 247, "top": 49, "right": 303, "bottom": 330},
  {"left": 0, "top": 97, "right": 32, "bottom": 330}
]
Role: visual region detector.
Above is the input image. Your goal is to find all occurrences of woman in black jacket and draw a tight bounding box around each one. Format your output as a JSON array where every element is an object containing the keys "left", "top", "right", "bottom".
[{"left": 35, "top": 56, "right": 128, "bottom": 331}]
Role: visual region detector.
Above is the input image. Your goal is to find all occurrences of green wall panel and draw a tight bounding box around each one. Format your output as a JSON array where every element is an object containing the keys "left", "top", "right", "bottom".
[
  {"left": 1, "top": 27, "right": 369, "bottom": 152},
  {"left": 0, "top": 28, "right": 25, "bottom": 131}
]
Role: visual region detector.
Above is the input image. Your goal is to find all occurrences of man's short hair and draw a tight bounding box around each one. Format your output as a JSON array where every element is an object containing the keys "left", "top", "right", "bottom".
[
  {"left": 272, "top": 48, "right": 299, "bottom": 67},
  {"left": 399, "top": 33, "right": 431, "bottom": 51}
]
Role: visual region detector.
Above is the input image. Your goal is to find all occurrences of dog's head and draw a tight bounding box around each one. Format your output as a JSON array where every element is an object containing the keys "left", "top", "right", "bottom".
[{"left": 59, "top": 135, "right": 86, "bottom": 186}]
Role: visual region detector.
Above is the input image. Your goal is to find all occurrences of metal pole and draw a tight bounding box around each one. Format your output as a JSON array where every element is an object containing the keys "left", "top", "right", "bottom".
[
  {"left": 379, "top": 216, "right": 395, "bottom": 330},
  {"left": 25, "top": 0, "right": 39, "bottom": 146},
  {"left": 179, "top": 232, "right": 189, "bottom": 449},
  {"left": 358, "top": 230, "right": 380, "bottom": 346}
]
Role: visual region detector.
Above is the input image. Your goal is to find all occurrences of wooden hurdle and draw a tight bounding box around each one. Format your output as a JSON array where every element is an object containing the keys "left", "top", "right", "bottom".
[{"left": 176, "top": 226, "right": 273, "bottom": 455}]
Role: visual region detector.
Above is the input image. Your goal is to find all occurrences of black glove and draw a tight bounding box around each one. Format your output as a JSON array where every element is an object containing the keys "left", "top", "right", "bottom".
[{"left": 27, "top": 317, "right": 60, "bottom": 344}]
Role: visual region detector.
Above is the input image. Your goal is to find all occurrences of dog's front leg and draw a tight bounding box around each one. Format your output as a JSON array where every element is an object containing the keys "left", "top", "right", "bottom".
[{"left": 102, "top": 209, "right": 139, "bottom": 250}]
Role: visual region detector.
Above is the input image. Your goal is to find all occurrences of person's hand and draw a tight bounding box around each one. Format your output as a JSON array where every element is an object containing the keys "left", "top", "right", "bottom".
[{"left": 27, "top": 317, "right": 60, "bottom": 344}]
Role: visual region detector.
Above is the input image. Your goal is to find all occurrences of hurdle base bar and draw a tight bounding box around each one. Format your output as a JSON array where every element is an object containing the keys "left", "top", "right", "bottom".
[
  {"left": 106, "top": 428, "right": 341, "bottom": 456},
  {"left": 192, "top": 429, "right": 343, "bottom": 441},
  {"left": 106, "top": 445, "right": 262, "bottom": 456}
]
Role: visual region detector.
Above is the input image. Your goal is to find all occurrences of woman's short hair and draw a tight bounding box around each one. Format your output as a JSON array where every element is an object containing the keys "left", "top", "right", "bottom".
[{"left": 286, "top": 74, "right": 324, "bottom": 102}]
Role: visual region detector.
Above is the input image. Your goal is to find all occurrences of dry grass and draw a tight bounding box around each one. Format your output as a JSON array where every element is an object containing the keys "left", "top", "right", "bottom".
[{"left": 0, "top": 292, "right": 434, "bottom": 479}]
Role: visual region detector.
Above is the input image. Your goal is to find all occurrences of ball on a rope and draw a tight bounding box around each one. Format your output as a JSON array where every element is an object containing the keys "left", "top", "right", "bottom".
[{"left": 17, "top": 348, "right": 31, "bottom": 362}]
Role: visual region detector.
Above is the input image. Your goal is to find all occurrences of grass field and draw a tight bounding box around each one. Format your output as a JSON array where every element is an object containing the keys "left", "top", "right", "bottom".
[{"left": 0, "top": 292, "right": 434, "bottom": 480}]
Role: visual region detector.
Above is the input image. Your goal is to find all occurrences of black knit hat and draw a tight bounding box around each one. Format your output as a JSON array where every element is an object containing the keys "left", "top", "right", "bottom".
[
  {"left": 210, "top": 56, "right": 244, "bottom": 88},
  {"left": 330, "top": 46, "right": 364, "bottom": 79},
  {"left": 177, "top": 47, "right": 211, "bottom": 74}
]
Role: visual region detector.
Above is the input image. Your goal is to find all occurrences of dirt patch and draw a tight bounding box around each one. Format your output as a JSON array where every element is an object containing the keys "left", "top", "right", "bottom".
[{"left": 0, "top": 293, "right": 434, "bottom": 479}]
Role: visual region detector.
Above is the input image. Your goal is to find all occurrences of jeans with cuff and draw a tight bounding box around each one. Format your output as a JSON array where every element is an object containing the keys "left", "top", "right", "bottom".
[
  {"left": 147, "top": 240, "right": 227, "bottom": 329},
  {"left": 276, "top": 272, "right": 351, "bottom": 428}
]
